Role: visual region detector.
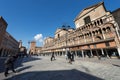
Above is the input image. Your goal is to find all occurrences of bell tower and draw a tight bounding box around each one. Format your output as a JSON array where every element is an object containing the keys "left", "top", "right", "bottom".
[
  {"left": 30, "top": 41, "right": 36, "bottom": 54},
  {"left": 19, "top": 40, "right": 22, "bottom": 48}
]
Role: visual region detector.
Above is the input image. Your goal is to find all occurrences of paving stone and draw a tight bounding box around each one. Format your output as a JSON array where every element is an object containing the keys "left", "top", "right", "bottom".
[{"left": 0, "top": 56, "right": 120, "bottom": 80}]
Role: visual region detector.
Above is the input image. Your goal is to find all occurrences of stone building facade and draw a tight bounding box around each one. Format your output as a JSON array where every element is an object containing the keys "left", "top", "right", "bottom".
[
  {"left": 0, "top": 16, "right": 19, "bottom": 57},
  {"left": 112, "top": 8, "right": 120, "bottom": 27},
  {"left": 35, "top": 47, "right": 42, "bottom": 55},
  {"left": 29, "top": 41, "right": 36, "bottom": 55},
  {"left": 42, "top": 2, "right": 120, "bottom": 59},
  {"left": 28, "top": 41, "right": 42, "bottom": 55},
  {"left": 0, "top": 32, "right": 19, "bottom": 57},
  {"left": 0, "top": 16, "right": 7, "bottom": 46}
]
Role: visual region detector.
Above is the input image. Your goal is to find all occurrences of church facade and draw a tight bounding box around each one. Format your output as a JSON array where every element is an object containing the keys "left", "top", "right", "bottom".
[{"left": 42, "top": 2, "right": 120, "bottom": 58}]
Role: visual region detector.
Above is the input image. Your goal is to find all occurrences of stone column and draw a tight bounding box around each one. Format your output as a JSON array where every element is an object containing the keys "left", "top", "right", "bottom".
[
  {"left": 101, "top": 29, "right": 106, "bottom": 39},
  {"left": 75, "top": 50, "right": 77, "bottom": 57},
  {"left": 82, "top": 50, "right": 84, "bottom": 58},
  {"left": 62, "top": 51, "right": 64, "bottom": 56},
  {"left": 101, "top": 48, "right": 104, "bottom": 55},
  {"left": 96, "top": 50, "right": 101, "bottom": 60},
  {"left": 90, "top": 49, "right": 93, "bottom": 57},
  {"left": 84, "top": 35, "right": 86, "bottom": 43},
  {"left": 91, "top": 32, "right": 94, "bottom": 42},
  {"left": 117, "top": 47, "right": 120, "bottom": 57},
  {"left": 104, "top": 49, "right": 110, "bottom": 58},
  {"left": 115, "top": 22, "right": 120, "bottom": 38}
]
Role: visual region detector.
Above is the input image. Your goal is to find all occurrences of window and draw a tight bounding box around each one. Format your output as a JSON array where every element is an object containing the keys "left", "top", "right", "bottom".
[
  {"left": 100, "top": 19, "right": 103, "bottom": 24},
  {"left": 84, "top": 16, "right": 91, "bottom": 24},
  {"left": 105, "top": 42, "right": 110, "bottom": 47},
  {"left": 58, "top": 34, "right": 60, "bottom": 38}
]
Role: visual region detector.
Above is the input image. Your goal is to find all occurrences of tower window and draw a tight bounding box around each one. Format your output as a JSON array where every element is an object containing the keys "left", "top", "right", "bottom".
[{"left": 58, "top": 34, "right": 60, "bottom": 38}]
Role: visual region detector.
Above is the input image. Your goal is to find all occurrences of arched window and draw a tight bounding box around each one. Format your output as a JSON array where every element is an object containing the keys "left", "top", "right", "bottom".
[
  {"left": 90, "top": 23, "right": 93, "bottom": 28},
  {"left": 102, "top": 28, "right": 106, "bottom": 33},
  {"left": 96, "top": 36, "right": 102, "bottom": 40},
  {"left": 89, "top": 33, "right": 92, "bottom": 37},
  {"left": 82, "top": 35, "right": 84, "bottom": 38},
  {"left": 97, "top": 20, "right": 100, "bottom": 25},
  {"left": 98, "top": 29, "right": 102, "bottom": 34},
  {"left": 106, "top": 27, "right": 111, "bottom": 32},
  {"left": 86, "top": 25, "right": 88, "bottom": 29},
  {"left": 58, "top": 34, "right": 60, "bottom": 38},
  {"left": 95, "top": 30, "right": 98, "bottom": 35},
  {"left": 94, "top": 21, "right": 97, "bottom": 26},
  {"left": 87, "top": 33, "right": 89, "bottom": 37},
  {"left": 88, "top": 24, "right": 90, "bottom": 29},
  {"left": 92, "top": 31, "right": 95, "bottom": 36},
  {"left": 100, "top": 19, "right": 103, "bottom": 24}
]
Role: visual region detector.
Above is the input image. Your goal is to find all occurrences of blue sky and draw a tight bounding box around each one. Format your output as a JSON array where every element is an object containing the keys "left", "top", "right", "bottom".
[{"left": 0, "top": 0, "right": 120, "bottom": 47}]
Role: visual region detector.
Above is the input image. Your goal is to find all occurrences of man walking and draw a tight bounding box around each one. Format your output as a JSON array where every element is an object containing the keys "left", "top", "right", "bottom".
[
  {"left": 4, "top": 55, "right": 18, "bottom": 77},
  {"left": 67, "top": 51, "right": 72, "bottom": 64},
  {"left": 71, "top": 52, "right": 75, "bottom": 61},
  {"left": 51, "top": 52, "right": 55, "bottom": 61}
]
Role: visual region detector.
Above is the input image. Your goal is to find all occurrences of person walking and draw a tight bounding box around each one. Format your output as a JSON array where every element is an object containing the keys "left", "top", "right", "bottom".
[
  {"left": 67, "top": 51, "right": 72, "bottom": 64},
  {"left": 51, "top": 52, "right": 55, "bottom": 61},
  {"left": 71, "top": 52, "right": 75, "bottom": 61},
  {"left": 4, "top": 55, "right": 18, "bottom": 77},
  {"left": 65, "top": 54, "right": 68, "bottom": 60}
]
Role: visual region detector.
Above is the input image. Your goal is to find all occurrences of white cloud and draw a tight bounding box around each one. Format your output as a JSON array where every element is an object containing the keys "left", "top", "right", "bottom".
[
  {"left": 34, "top": 34, "right": 42, "bottom": 41},
  {"left": 34, "top": 34, "right": 44, "bottom": 46}
]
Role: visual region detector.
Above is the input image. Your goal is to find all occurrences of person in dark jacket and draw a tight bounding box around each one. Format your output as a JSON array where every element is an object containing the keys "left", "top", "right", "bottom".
[
  {"left": 51, "top": 52, "right": 55, "bottom": 61},
  {"left": 67, "top": 51, "right": 72, "bottom": 64},
  {"left": 4, "top": 55, "right": 18, "bottom": 77},
  {"left": 71, "top": 52, "right": 75, "bottom": 61}
]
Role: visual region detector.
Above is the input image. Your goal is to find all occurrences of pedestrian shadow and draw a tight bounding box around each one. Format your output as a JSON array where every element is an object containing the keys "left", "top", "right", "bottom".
[
  {"left": 81, "top": 66, "right": 90, "bottom": 72},
  {"left": 21, "top": 56, "right": 42, "bottom": 63},
  {"left": 112, "top": 64, "right": 120, "bottom": 67},
  {"left": 16, "top": 66, "right": 32, "bottom": 72},
  {"left": 0, "top": 56, "right": 41, "bottom": 73},
  {"left": 4, "top": 69, "right": 104, "bottom": 80},
  {"left": 14, "top": 57, "right": 41, "bottom": 71}
]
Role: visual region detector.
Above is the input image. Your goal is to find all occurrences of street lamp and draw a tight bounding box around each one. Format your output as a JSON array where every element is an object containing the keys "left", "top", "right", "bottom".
[
  {"left": 27, "top": 41, "right": 30, "bottom": 54},
  {"left": 65, "top": 32, "right": 68, "bottom": 55},
  {"left": 64, "top": 32, "right": 70, "bottom": 55}
]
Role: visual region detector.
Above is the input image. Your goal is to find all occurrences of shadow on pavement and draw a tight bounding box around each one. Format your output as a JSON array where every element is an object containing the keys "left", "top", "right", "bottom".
[
  {"left": 20, "top": 56, "right": 42, "bottom": 63},
  {"left": 5, "top": 69, "right": 104, "bottom": 80},
  {"left": 0, "top": 56, "right": 41, "bottom": 73},
  {"left": 15, "top": 56, "right": 41, "bottom": 68},
  {"left": 112, "top": 64, "right": 120, "bottom": 67},
  {"left": 0, "top": 58, "right": 6, "bottom": 73},
  {"left": 16, "top": 66, "right": 32, "bottom": 73}
]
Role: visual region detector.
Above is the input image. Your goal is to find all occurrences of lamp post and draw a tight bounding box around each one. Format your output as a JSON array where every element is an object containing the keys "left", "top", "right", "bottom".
[
  {"left": 27, "top": 41, "right": 30, "bottom": 54},
  {"left": 65, "top": 32, "right": 68, "bottom": 55}
]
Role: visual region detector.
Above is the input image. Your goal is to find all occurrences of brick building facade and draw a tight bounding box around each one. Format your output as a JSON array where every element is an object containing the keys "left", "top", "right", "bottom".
[
  {"left": 0, "top": 16, "right": 19, "bottom": 57},
  {"left": 42, "top": 2, "right": 120, "bottom": 59}
]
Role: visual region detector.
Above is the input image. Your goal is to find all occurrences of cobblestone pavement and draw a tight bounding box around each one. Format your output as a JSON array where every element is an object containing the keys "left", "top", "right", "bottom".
[{"left": 0, "top": 56, "right": 120, "bottom": 80}]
